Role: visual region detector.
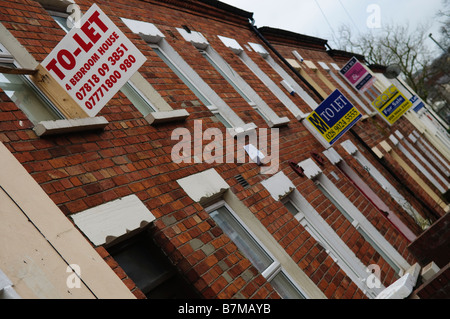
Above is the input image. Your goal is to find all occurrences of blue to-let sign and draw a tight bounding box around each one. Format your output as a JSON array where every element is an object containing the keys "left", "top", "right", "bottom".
[{"left": 307, "top": 89, "right": 362, "bottom": 145}]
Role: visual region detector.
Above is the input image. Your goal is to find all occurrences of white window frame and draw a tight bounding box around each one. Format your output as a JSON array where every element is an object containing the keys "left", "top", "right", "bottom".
[
  {"left": 0, "top": 11, "right": 109, "bottom": 136},
  {"left": 205, "top": 38, "right": 289, "bottom": 128},
  {"left": 341, "top": 139, "right": 431, "bottom": 230},
  {"left": 223, "top": 41, "right": 308, "bottom": 121},
  {"left": 0, "top": 46, "right": 65, "bottom": 123},
  {"left": 205, "top": 200, "right": 308, "bottom": 299},
  {"left": 298, "top": 159, "right": 411, "bottom": 275},
  {"left": 409, "top": 130, "right": 450, "bottom": 177},
  {"left": 147, "top": 38, "right": 256, "bottom": 135},
  {"left": 391, "top": 131, "right": 449, "bottom": 194},
  {"left": 282, "top": 192, "right": 383, "bottom": 298},
  {"left": 151, "top": 44, "right": 233, "bottom": 128},
  {"left": 249, "top": 43, "right": 316, "bottom": 115}
]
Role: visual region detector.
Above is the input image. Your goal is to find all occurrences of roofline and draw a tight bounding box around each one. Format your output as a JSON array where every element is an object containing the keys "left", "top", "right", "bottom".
[
  {"left": 198, "top": 0, "right": 254, "bottom": 19},
  {"left": 327, "top": 49, "right": 366, "bottom": 62},
  {"left": 257, "top": 26, "right": 328, "bottom": 50}
]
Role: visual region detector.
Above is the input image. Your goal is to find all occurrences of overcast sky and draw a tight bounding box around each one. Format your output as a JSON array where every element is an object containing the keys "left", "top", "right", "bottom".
[{"left": 220, "top": 0, "right": 447, "bottom": 56}]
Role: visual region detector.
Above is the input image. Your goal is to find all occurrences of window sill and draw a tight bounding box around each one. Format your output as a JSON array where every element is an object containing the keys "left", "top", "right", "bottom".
[
  {"left": 230, "top": 122, "right": 258, "bottom": 138},
  {"left": 268, "top": 116, "right": 290, "bottom": 128},
  {"left": 145, "top": 109, "right": 190, "bottom": 125},
  {"left": 33, "top": 117, "right": 109, "bottom": 137}
]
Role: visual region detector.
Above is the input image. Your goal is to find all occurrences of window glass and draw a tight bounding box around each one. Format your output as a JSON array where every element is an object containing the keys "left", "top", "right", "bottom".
[
  {"left": 153, "top": 46, "right": 233, "bottom": 128},
  {"left": 212, "top": 111, "right": 232, "bottom": 128},
  {"left": 50, "top": 14, "right": 70, "bottom": 32},
  {"left": 270, "top": 272, "right": 305, "bottom": 299},
  {"left": 316, "top": 181, "right": 401, "bottom": 274},
  {"left": 210, "top": 206, "right": 274, "bottom": 271},
  {"left": 120, "top": 82, "right": 155, "bottom": 116},
  {"left": 209, "top": 204, "right": 306, "bottom": 299},
  {"left": 201, "top": 51, "right": 253, "bottom": 104},
  {"left": 0, "top": 63, "right": 63, "bottom": 123},
  {"left": 284, "top": 200, "right": 299, "bottom": 215}
]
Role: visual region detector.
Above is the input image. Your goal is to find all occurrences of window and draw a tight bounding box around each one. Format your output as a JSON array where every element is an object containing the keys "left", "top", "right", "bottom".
[
  {"left": 296, "top": 158, "right": 410, "bottom": 275},
  {"left": 206, "top": 201, "right": 306, "bottom": 299},
  {"left": 47, "top": 10, "right": 71, "bottom": 32},
  {"left": 152, "top": 46, "right": 232, "bottom": 128},
  {"left": 109, "top": 229, "right": 201, "bottom": 299},
  {"left": 120, "top": 82, "right": 155, "bottom": 116},
  {"left": 248, "top": 42, "right": 315, "bottom": 115},
  {"left": 341, "top": 140, "right": 431, "bottom": 230},
  {"left": 282, "top": 194, "right": 383, "bottom": 298},
  {"left": 315, "top": 179, "right": 404, "bottom": 275},
  {"left": 0, "top": 52, "right": 64, "bottom": 123},
  {"left": 203, "top": 40, "right": 289, "bottom": 127},
  {"left": 391, "top": 132, "right": 449, "bottom": 194}
]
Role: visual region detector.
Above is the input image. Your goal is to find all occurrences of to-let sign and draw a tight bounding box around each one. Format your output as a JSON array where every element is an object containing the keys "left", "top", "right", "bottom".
[
  {"left": 307, "top": 89, "right": 361, "bottom": 146},
  {"left": 371, "top": 84, "right": 412, "bottom": 125},
  {"left": 42, "top": 4, "right": 146, "bottom": 117},
  {"left": 340, "top": 57, "right": 376, "bottom": 92}
]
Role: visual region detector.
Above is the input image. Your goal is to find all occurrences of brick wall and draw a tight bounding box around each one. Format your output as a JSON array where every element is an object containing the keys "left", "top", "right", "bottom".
[{"left": 1, "top": 0, "right": 444, "bottom": 299}]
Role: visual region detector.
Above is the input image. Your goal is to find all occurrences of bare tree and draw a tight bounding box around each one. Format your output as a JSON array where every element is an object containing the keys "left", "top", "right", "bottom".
[
  {"left": 437, "top": 0, "right": 450, "bottom": 50},
  {"left": 332, "top": 23, "right": 435, "bottom": 101}
]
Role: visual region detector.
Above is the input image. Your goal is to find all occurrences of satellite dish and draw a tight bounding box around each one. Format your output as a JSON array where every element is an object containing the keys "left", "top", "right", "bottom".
[{"left": 384, "top": 64, "right": 402, "bottom": 79}]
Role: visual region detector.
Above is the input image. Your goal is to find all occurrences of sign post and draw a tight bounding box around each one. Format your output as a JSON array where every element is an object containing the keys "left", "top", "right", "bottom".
[
  {"left": 306, "top": 89, "right": 362, "bottom": 147},
  {"left": 41, "top": 4, "right": 146, "bottom": 117}
]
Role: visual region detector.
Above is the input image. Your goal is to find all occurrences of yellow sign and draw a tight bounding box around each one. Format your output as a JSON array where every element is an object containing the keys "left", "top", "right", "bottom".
[{"left": 372, "top": 85, "right": 412, "bottom": 125}]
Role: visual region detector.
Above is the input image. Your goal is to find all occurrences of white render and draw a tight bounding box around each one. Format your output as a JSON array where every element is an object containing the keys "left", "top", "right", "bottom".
[
  {"left": 261, "top": 171, "right": 296, "bottom": 201},
  {"left": 71, "top": 195, "right": 156, "bottom": 246},
  {"left": 177, "top": 168, "right": 230, "bottom": 205}
]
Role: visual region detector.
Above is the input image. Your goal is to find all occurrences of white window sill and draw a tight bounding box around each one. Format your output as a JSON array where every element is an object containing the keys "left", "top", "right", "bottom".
[
  {"left": 33, "top": 117, "right": 109, "bottom": 137},
  {"left": 268, "top": 116, "right": 290, "bottom": 128},
  {"left": 230, "top": 122, "right": 258, "bottom": 138},
  {"left": 144, "top": 109, "right": 190, "bottom": 125}
]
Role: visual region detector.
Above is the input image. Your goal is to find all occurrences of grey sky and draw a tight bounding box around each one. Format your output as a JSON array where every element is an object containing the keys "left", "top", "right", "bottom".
[{"left": 220, "top": 0, "right": 446, "bottom": 56}]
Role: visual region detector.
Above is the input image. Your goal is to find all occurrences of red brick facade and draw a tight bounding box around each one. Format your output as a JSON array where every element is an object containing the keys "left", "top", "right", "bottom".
[{"left": 1, "top": 0, "right": 449, "bottom": 299}]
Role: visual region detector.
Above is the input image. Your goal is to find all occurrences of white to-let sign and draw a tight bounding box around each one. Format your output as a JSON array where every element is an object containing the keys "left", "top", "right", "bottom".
[{"left": 42, "top": 4, "right": 146, "bottom": 117}]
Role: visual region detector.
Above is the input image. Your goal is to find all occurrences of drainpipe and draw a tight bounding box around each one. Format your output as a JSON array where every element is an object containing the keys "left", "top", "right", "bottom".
[{"left": 247, "top": 18, "right": 441, "bottom": 223}]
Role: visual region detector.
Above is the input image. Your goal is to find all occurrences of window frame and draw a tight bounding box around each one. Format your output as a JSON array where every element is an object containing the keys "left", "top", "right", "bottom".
[
  {"left": 281, "top": 193, "right": 383, "bottom": 299},
  {"left": 312, "top": 174, "right": 410, "bottom": 275},
  {"left": 205, "top": 200, "right": 307, "bottom": 299},
  {"left": 149, "top": 41, "right": 255, "bottom": 133},
  {"left": 340, "top": 139, "right": 431, "bottom": 229},
  {"left": 199, "top": 45, "right": 289, "bottom": 128}
]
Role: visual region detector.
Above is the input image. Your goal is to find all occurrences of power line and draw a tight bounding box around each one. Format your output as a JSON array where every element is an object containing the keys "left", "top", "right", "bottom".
[
  {"left": 338, "top": 0, "right": 361, "bottom": 33},
  {"left": 314, "top": 0, "right": 336, "bottom": 39}
]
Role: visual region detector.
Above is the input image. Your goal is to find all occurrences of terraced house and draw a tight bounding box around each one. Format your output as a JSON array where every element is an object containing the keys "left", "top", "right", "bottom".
[{"left": 0, "top": 0, "right": 449, "bottom": 300}]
